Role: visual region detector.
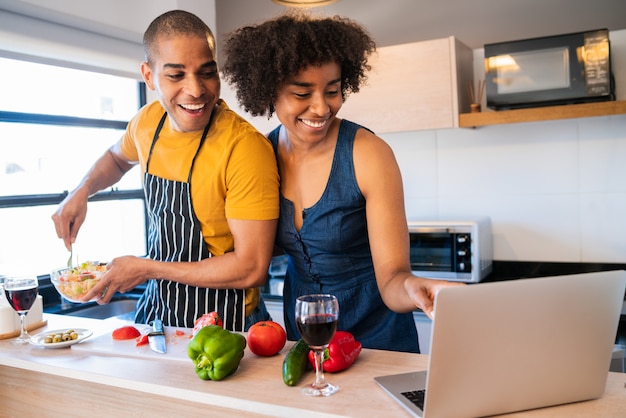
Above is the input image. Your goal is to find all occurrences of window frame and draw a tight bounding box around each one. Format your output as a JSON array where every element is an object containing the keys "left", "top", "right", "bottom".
[{"left": 0, "top": 80, "right": 148, "bottom": 252}]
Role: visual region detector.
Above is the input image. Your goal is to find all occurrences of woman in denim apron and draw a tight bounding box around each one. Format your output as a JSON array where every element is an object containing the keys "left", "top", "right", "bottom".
[{"left": 223, "top": 13, "right": 462, "bottom": 351}]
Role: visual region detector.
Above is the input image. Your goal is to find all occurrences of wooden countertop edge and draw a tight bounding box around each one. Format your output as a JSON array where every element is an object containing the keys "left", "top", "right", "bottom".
[
  {"left": 1, "top": 353, "right": 346, "bottom": 418},
  {"left": 3, "top": 348, "right": 625, "bottom": 418}
]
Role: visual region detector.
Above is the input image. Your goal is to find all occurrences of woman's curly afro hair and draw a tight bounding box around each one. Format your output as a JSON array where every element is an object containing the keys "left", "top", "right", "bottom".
[{"left": 221, "top": 12, "right": 376, "bottom": 118}]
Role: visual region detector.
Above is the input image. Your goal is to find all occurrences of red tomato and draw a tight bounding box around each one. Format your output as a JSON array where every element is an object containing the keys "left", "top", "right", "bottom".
[
  {"left": 192, "top": 311, "right": 223, "bottom": 335},
  {"left": 247, "top": 321, "right": 287, "bottom": 356},
  {"left": 175, "top": 329, "right": 185, "bottom": 337},
  {"left": 112, "top": 325, "right": 141, "bottom": 340}
]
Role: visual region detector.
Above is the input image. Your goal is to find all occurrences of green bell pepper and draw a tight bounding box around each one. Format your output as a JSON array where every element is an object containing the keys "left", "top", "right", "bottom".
[{"left": 187, "top": 325, "right": 246, "bottom": 381}]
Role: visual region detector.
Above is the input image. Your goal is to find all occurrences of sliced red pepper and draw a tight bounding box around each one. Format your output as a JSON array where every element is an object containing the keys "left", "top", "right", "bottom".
[
  {"left": 135, "top": 333, "right": 149, "bottom": 346},
  {"left": 308, "top": 330, "right": 362, "bottom": 373},
  {"left": 175, "top": 329, "right": 185, "bottom": 337},
  {"left": 192, "top": 311, "right": 223, "bottom": 335}
]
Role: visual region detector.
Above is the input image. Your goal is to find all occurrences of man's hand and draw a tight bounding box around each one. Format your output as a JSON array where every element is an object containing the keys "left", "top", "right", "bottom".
[
  {"left": 81, "top": 256, "right": 149, "bottom": 304},
  {"left": 51, "top": 187, "right": 90, "bottom": 251}
]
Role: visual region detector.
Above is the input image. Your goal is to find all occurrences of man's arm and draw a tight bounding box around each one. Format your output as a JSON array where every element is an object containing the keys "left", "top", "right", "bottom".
[
  {"left": 51, "top": 142, "right": 135, "bottom": 250},
  {"left": 86, "top": 218, "right": 278, "bottom": 303}
]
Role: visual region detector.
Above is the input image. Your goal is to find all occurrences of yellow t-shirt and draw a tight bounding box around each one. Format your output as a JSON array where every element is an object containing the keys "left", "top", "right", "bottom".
[{"left": 120, "top": 99, "right": 279, "bottom": 315}]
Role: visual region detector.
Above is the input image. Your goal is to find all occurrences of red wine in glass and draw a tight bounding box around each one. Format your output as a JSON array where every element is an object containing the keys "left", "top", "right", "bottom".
[
  {"left": 295, "top": 294, "right": 340, "bottom": 396},
  {"left": 296, "top": 314, "right": 338, "bottom": 348},
  {"left": 5, "top": 286, "right": 37, "bottom": 313},
  {"left": 3, "top": 276, "right": 39, "bottom": 345}
]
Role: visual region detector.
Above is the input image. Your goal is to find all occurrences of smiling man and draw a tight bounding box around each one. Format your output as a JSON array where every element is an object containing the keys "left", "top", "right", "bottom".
[{"left": 51, "top": 10, "right": 279, "bottom": 332}]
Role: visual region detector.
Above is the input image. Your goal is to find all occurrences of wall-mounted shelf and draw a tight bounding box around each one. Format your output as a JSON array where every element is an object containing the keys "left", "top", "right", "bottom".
[{"left": 459, "top": 100, "right": 626, "bottom": 128}]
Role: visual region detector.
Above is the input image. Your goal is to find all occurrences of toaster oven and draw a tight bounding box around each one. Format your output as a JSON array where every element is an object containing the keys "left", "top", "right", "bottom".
[{"left": 408, "top": 218, "right": 493, "bottom": 283}]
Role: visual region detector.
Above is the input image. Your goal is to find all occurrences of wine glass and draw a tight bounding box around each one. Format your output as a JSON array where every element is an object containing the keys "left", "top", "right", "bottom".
[
  {"left": 3, "top": 276, "right": 39, "bottom": 345},
  {"left": 295, "top": 294, "right": 339, "bottom": 396}
]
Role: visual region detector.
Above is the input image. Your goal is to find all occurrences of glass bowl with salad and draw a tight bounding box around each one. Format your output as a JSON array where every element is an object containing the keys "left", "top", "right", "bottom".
[{"left": 50, "top": 262, "right": 108, "bottom": 303}]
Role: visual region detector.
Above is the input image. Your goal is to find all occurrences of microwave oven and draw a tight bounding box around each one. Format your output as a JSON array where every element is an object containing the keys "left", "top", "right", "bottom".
[
  {"left": 484, "top": 29, "right": 614, "bottom": 110},
  {"left": 408, "top": 218, "right": 493, "bottom": 283}
]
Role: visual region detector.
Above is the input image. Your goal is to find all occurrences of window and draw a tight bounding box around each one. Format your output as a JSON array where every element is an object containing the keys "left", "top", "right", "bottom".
[{"left": 0, "top": 57, "right": 147, "bottom": 277}]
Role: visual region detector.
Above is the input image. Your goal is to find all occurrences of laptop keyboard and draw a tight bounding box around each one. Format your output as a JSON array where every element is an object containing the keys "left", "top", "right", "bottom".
[{"left": 401, "top": 389, "right": 426, "bottom": 410}]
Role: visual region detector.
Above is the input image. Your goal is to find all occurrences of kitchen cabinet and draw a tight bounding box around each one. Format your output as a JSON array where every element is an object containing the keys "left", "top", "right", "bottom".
[
  {"left": 459, "top": 100, "right": 626, "bottom": 127},
  {"left": 339, "top": 36, "right": 474, "bottom": 133}
]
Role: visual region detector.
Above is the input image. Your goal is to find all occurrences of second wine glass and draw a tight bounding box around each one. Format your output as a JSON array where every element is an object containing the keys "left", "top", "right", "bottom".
[
  {"left": 295, "top": 294, "right": 339, "bottom": 396},
  {"left": 3, "top": 276, "right": 39, "bottom": 345}
]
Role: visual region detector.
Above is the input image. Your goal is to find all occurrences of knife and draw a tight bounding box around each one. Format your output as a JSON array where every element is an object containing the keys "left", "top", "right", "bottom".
[{"left": 148, "top": 319, "right": 167, "bottom": 354}]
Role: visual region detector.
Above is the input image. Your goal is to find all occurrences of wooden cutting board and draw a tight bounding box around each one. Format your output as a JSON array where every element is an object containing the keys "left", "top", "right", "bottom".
[{"left": 71, "top": 324, "right": 193, "bottom": 362}]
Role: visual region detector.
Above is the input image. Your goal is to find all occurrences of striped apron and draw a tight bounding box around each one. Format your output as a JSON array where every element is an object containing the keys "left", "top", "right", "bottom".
[{"left": 134, "top": 112, "right": 245, "bottom": 331}]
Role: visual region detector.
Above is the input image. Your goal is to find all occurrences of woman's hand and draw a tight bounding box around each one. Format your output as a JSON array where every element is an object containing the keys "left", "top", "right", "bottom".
[{"left": 404, "top": 276, "right": 466, "bottom": 319}]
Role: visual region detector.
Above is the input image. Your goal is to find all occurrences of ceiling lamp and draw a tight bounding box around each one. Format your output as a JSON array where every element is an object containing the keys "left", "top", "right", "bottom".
[{"left": 272, "top": 0, "right": 339, "bottom": 8}]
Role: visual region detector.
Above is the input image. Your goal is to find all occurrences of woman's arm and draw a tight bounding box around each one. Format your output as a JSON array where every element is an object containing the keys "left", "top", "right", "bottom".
[{"left": 353, "top": 129, "right": 462, "bottom": 318}]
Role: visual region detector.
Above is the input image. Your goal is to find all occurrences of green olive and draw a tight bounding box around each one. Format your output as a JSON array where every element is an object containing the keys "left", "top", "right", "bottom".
[{"left": 43, "top": 329, "right": 81, "bottom": 344}]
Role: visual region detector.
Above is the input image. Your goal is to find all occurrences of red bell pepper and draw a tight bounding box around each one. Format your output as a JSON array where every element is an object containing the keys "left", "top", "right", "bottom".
[{"left": 308, "top": 331, "right": 362, "bottom": 372}]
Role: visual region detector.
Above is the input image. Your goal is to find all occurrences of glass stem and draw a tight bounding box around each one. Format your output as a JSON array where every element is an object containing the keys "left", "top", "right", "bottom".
[
  {"left": 313, "top": 348, "right": 327, "bottom": 388},
  {"left": 18, "top": 313, "right": 27, "bottom": 339}
]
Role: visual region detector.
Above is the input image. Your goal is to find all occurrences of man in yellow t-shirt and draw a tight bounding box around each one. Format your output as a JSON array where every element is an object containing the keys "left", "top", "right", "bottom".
[{"left": 51, "top": 10, "right": 279, "bottom": 331}]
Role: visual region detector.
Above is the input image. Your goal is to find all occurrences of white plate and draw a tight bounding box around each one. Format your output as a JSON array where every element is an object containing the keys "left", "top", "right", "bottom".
[{"left": 29, "top": 328, "right": 93, "bottom": 349}]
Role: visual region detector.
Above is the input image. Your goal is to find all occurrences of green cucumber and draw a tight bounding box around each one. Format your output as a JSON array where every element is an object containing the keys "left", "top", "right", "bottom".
[{"left": 282, "top": 339, "right": 309, "bottom": 386}]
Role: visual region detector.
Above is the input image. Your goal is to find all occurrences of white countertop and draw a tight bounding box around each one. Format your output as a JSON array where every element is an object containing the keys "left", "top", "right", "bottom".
[{"left": 1, "top": 314, "right": 625, "bottom": 417}]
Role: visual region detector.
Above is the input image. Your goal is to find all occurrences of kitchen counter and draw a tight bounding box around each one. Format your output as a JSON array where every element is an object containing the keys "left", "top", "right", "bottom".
[{"left": 1, "top": 315, "right": 625, "bottom": 417}]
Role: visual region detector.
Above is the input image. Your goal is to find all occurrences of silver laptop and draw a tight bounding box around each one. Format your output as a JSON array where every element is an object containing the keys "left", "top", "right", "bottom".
[{"left": 375, "top": 270, "right": 626, "bottom": 418}]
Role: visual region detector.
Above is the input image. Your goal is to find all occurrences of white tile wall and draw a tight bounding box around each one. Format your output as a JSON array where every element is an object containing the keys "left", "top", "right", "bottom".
[{"left": 382, "top": 113, "right": 626, "bottom": 263}]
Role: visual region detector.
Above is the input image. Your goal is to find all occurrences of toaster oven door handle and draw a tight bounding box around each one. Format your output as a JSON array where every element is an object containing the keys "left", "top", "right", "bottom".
[{"left": 410, "top": 227, "right": 453, "bottom": 234}]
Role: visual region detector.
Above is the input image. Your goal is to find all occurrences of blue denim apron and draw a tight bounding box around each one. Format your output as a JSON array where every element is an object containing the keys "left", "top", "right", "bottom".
[
  {"left": 135, "top": 112, "right": 245, "bottom": 331},
  {"left": 268, "top": 120, "right": 419, "bottom": 353}
]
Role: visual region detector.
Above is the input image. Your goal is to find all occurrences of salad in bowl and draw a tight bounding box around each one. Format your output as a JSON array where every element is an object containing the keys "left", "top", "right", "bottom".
[{"left": 50, "top": 261, "right": 108, "bottom": 303}]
